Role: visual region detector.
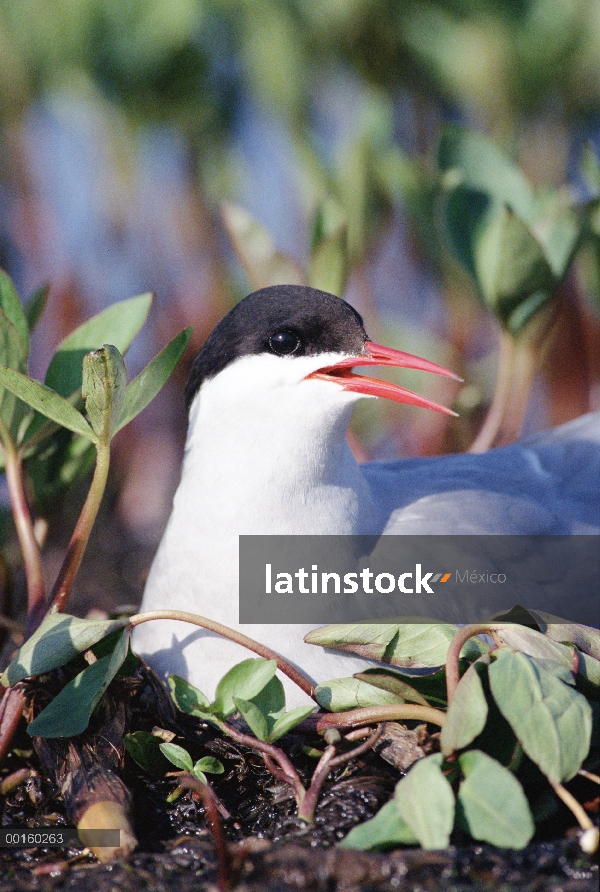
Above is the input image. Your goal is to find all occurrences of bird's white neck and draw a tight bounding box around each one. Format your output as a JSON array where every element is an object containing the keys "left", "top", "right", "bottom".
[{"left": 173, "top": 354, "right": 381, "bottom": 537}]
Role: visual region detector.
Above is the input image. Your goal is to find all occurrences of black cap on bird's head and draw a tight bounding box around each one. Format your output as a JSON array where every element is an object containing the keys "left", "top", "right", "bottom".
[{"left": 185, "top": 285, "right": 459, "bottom": 414}]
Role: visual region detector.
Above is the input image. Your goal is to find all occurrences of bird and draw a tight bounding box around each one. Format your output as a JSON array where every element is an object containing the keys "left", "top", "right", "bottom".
[{"left": 132, "top": 285, "right": 600, "bottom": 706}]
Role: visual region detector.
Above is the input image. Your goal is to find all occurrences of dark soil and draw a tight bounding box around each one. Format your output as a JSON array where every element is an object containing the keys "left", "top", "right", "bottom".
[
  {"left": 1, "top": 667, "right": 598, "bottom": 892},
  {"left": 0, "top": 509, "right": 598, "bottom": 890},
  {"left": 0, "top": 836, "right": 597, "bottom": 892}
]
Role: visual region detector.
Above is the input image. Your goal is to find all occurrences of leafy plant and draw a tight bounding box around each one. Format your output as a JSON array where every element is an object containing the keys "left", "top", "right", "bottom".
[
  {"left": 311, "top": 609, "right": 599, "bottom": 852},
  {"left": 0, "top": 269, "right": 191, "bottom": 760},
  {"left": 159, "top": 743, "right": 224, "bottom": 784},
  {"left": 147, "top": 739, "right": 225, "bottom": 803},
  {"left": 166, "top": 658, "right": 391, "bottom": 823}
]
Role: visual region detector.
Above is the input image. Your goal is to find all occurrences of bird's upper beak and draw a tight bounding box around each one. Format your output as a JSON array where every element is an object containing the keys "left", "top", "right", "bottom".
[{"left": 306, "top": 341, "right": 461, "bottom": 416}]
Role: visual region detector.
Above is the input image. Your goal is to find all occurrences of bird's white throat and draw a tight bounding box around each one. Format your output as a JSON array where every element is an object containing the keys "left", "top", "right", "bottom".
[{"left": 178, "top": 351, "right": 381, "bottom": 536}]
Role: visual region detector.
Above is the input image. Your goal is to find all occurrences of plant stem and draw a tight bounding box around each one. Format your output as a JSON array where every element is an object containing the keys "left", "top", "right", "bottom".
[
  {"left": 303, "top": 703, "right": 445, "bottom": 733},
  {"left": 46, "top": 443, "right": 110, "bottom": 618},
  {"left": 209, "top": 714, "right": 308, "bottom": 812},
  {"left": 329, "top": 725, "right": 384, "bottom": 768},
  {"left": 469, "top": 301, "right": 557, "bottom": 453},
  {"left": 220, "top": 721, "right": 304, "bottom": 792},
  {"left": 1, "top": 438, "right": 45, "bottom": 634},
  {"left": 446, "top": 623, "right": 508, "bottom": 703},
  {"left": 128, "top": 610, "right": 315, "bottom": 699},
  {"left": 548, "top": 778, "right": 594, "bottom": 831},
  {"left": 469, "top": 330, "right": 515, "bottom": 453},
  {"left": 578, "top": 769, "right": 600, "bottom": 785},
  {"left": 297, "top": 744, "right": 335, "bottom": 822},
  {"left": 0, "top": 685, "right": 25, "bottom": 763},
  {"left": 298, "top": 725, "right": 384, "bottom": 823},
  {"left": 178, "top": 776, "right": 232, "bottom": 891}
]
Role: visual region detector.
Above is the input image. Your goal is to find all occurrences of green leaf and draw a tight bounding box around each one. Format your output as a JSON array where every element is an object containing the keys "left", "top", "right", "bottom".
[
  {"left": 124, "top": 731, "right": 169, "bottom": 778},
  {"left": 25, "top": 431, "right": 97, "bottom": 510},
  {"left": 457, "top": 750, "right": 534, "bottom": 849},
  {"left": 308, "top": 199, "right": 349, "bottom": 296},
  {"left": 115, "top": 328, "right": 191, "bottom": 433},
  {"left": 492, "top": 626, "right": 576, "bottom": 671},
  {"left": 234, "top": 696, "right": 269, "bottom": 741},
  {"left": 213, "top": 658, "right": 278, "bottom": 718},
  {"left": 314, "top": 676, "right": 410, "bottom": 712},
  {"left": 464, "top": 661, "right": 521, "bottom": 768},
  {"left": 237, "top": 676, "right": 314, "bottom": 742},
  {"left": 268, "top": 706, "right": 315, "bottom": 743},
  {"left": 0, "top": 307, "right": 29, "bottom": 442},
  {"left": 82, "top": 345, "right": 127, "bottom": 442},
  {"left": 159, "top": 742, "right": 193, "bottom": 772},
  {"left": 489, "top": 650, "right": 592, "bottom": 782},
  {"left": 167, "top": 675, "right": 211, "bottom": 715},
  {"left": 441, "top": 660, "right": 489, "bottom": 756},
  {"left": 25, "top": 285, "right": 49, "bottom": 333},
  {"left": 353, "top": 671, "right": 429, "bottom": 706},
  {"left": 442, "top": 183, "right": 491, "bottom": 284},
  {"left": 577, "top": 651, "right": 600, "bottom": 691},
  {"left": 438, "top": 128, "right": 562, "bottom": 334},
  {"left": 1, "top": 610, "right": 129, "bottom": 686},
  {"left": 526, "top": 613, "right": 600, "bottom": 660},
  {"left": 0, "top": 269, "right": 29, "bottom": 356},
  {"left": 0, "top": 365, "right": 97, "bottom": 442},
  {"left": 305, "top": 623, "right": 399, "bottom": 659},
  {"left": 221, "top": 202, "right": 305, "bottom": 290},
  {"left": 438, "top": 126, "right": 535, "bottom": 225},
  {"left": 474, "top": 206, "right": 555, "bottom": 333},
  {"left": 249, "top": 674, "right": 286, "bottom": 720},
  {"left": 27, "top": 629, "right": 129, "bottom": 738},
  {"left": 45, "top": 293, "right": 152, "bottom": 398},
  {"left": 357, "top": 665, "right": 453, "bottom": 709},
  {"left": 339, "top": 800, "right": 418, "bottom": 850},
  {"left": 394, "top": 753, "right": 455, "bottom": 849},
  {"left": 534, "top": 197, "right": 581, "bottom": 279},
  {"left": 305, "top": 623, "right": 487, "bottom": 667},
  {"left": 194, "top": 757, "right": 224, "bottom": 777}
]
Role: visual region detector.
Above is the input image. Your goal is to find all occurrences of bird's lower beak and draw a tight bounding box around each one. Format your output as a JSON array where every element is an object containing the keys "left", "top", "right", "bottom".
[{"left": 306, "top": 340, "right": 460, "bottom": 416}]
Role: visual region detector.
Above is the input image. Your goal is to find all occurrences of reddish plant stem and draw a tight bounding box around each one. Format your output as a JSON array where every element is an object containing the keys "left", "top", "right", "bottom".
[
  {"left": 46, "top": 444, "right": 110, "bottom": 618},
  {"left": 178, "top": 775, "right": 232, "bottom": 891},
  {"left": 262, "top": 751, "right": 295, "bottom": 787},
  {"left": 0, "top": 442, "right": 110, "bottom": 762},
  {"left": 469, "top": 330, "right": 516, "bottom": 453},
  {"left": 216, "top": 720, "right": 305, "bottom": 796},
  {"left": 330, "top": 725, "right": 384, "bottom": 769},
  {"left": 128, "top": 610, "right": 315, "bottom": 699},
  {"left": 297, "top": 745, "right": 335, "bottom": 821},
  {"left": 301, "top": 703, "right": 445, "bottom": 734},
  {"left": 469, "top": 329, "right": 513, "bottom": 453},
  {"left": 2, "top": 445, "right": 45, "bottom": 635},
  {"left": 298, "top": 725, "right": 384, "bottom": 823},
  {"left": 446, "top": 623, "right": 510, "bottom": 703},
  {"left": 0, "top": 685, "right": 25, "bottom": 763}
]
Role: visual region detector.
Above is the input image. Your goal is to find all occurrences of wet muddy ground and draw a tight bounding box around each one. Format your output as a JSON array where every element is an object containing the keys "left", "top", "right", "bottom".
[
  {"left": 1, "top": 511, "right": 598, "bottom": 890},
  {"left": 1, "top": 698, "right": 598, "bottom": 892}
]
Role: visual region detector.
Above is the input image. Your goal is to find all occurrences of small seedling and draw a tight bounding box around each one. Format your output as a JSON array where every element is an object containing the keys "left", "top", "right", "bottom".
[
  {"left": 166, "top": 658, "right": 384, "bottom": 823},
  {"left": 158, "top": 742, "right": 224, "bottom": 802}
]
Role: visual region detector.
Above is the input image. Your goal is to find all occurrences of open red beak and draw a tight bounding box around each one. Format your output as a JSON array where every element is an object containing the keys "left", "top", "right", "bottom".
[{"left": 306, "top": 341, "right": 460, "bottom": 416}]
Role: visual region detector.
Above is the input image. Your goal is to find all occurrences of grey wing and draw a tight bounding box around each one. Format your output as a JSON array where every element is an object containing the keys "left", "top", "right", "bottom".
[
  {"left": 362, "top": 411, "right": 600, "bottom": 536},
  {"left": 359, "top": 412, "right": 599, "bottom": 625}
]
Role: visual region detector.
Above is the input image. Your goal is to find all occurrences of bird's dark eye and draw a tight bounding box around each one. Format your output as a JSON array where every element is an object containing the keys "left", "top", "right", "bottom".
[{"left": 269, "top": 330, "right": 301, "bottom": 355}]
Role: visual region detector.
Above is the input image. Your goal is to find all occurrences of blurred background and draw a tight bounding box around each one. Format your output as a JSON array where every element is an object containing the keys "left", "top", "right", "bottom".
[{"left": 0, "top": 0, "right": 599, "bottom": 616}]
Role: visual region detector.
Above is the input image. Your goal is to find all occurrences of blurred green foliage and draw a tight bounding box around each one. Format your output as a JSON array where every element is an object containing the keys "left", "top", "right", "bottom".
[{"left": 0, "top": 0, "right": 598, "bottom": 453}]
